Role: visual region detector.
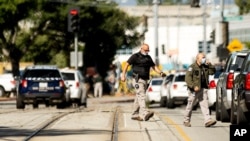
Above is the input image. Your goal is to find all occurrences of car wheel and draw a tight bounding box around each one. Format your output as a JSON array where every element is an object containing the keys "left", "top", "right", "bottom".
[
  {"left": 215, "top": 88, "right": 221, "bottom": 121},
  {"left": 167, "top": 98, "right": 175, "bottom": 109},
  {"left": 82, "top": 102, "right": 87, "bottom": 108},
  {"left": 220, "top": 96, "right": 230, "bottom": 122},
  {"left": 0, "top": 87, "right": 5, "bottom": 97},
  {"left": 56, "top": 103, "right": 65, "bottom": 109},
  {"left": 33, "top": 102, "right": 39, "bottom": 109},
  {"left": 230, "top": 88, "right": 237, "bottom": 124},
  {"left": 160, "top": 96, "right": 166, "bottom": 107},
  {"left": 237, "top": 95, "right": 249, "bottom": 125},
  {"left": 16, "top": 95, "right": 25, "bottom": 109},
  {"left": 45, "top": 101, "right": 50, "bottom": 107}
]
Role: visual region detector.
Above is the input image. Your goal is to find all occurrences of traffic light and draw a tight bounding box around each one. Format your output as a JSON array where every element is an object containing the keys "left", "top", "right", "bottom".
[
  {"left": 207, "top": 42, "right": 211, "bottom": 53},
  {"left": 68, "top": 7, "right": 80, "bottom": 33},
  {"left": 198, "top": 41, "right": 203, "bottom": 53},
  {"left": 161, "top": 44, "right": 165, "bottom": 54},
  {"left": 191, "top": 0, "right": 200, "bottom": 8},
  {"left": 210, "top": 29, "right": 215, "bottom": 44}
]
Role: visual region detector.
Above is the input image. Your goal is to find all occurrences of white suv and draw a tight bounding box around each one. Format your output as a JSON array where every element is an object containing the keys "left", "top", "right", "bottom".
[
  {"left": 166, "top": 71, "right": 188, "bottom": 108},
  {"left": 60, "top": 68, "right": 87, "bottom": 107}
]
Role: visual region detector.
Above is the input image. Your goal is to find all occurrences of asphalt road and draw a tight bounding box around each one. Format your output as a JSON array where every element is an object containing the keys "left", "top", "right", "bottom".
[{"left": 0, "top": 94, "right": 231, "bottom": 141}]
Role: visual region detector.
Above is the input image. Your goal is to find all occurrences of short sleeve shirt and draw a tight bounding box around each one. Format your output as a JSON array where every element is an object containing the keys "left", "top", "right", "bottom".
[{"left": 127, "top": 52, "right": 155, "bottom": 80}]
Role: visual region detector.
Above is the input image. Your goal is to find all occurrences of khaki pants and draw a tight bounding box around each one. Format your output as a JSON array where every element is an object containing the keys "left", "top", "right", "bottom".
[
  {"left": 94, "top": 82, "right": 103, "bottom": 98},
  {"left": 131, "top": 78, "right": 149, "bottom": 119},
  {"left": 184, "top": 88, "right": 212, "bottom": 124}
]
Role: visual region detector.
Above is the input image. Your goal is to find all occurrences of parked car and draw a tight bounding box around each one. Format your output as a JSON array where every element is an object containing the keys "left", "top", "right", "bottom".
[
  {"left": 231, "top": 52, "right": 250, "bottom": 124},
  {"left": 159, "top": 74, "right": 174, "bottom": 107},
  {"left": 0, "top": 73, "right": 16, "bottom": 97},
  {"left": 145, "top": 77, "right": 164, "bottom": 107},
  {"left": 60, "top": 68, "right": 87, "bottom": 107},
  {"left": 208, "top": 65, "right": 223, "bottom": 111},
  {"left": 16, "top": 65, "right": 69, "bottom": 109},
  {"left": 216, "top": 50, "right": 249, "bottom": 122},
  {"left": 166, "top": 71, "right": 188, "bottom": 108}
]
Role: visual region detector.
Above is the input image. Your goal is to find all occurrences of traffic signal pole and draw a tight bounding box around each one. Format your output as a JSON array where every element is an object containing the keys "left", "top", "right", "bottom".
[
  {"left": 68, "top": 7, "right": 80, "bottom": 69},
  {"left": 153, "top": 0, "right": 159, "bottom": 65},
  {"left": 74, "top": 32, "right": 78, "bottom": 70},
  {"left": 203, "top": 0, "right": 207, "bottom": 54}
]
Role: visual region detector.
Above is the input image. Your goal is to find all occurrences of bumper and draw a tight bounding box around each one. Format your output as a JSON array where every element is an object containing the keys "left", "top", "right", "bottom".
[
  {"left": 146, "top": 92, "right": 161, "bottom": 103},
  {"left": 20, "top": 93, "right": 65, "bottom": 104}
]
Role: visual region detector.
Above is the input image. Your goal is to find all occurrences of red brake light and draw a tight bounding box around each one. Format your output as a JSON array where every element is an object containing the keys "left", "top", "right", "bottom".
[
  {"left": 10, "top": 80, "right": 16, "bottom": 85},
  {"left": 209, "top": 80, "right": 216, "bottom": 88},
  {"left": 60, "top": 80, "right": 65, "bottom": 87},
  {"left": 226, "top": 72, "right": 234, "bottom": 89},
  {"left": 173, "top": 84, "right": 177, "bottom": 89},
  {"left": 148, "top": 87, "right": 153, "bottom": 92},
  {"left": 245, "top": 73, "right": 250, "bottom": 90},
  {"left": 21, "top": 80, "right": 27, "bottom": 87},
  {"left": 76, "top": 81, "right": 79, "bottom": 88}
]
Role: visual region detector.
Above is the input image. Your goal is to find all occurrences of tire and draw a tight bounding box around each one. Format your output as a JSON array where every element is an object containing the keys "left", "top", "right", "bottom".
[
  {"left": 237, "top": 96, "right": 249, "bottom": 125},
  {"left": 33, "top": 102, "right": 39, "bottom": 109},
  {"left": 33, "top": 100, "right": 39, "bottom": 109},
  {"left": 16, "top": 95, "right": 25, "bottom": 109},
  {"left": 160, "top": 96, "right": 166, "bottom": 107},
  {"left": 215, "top": 88, "right": 221, "bottom": 121},
  {"left": 45, "top": 101, "right": 50, "bottom": 107},
  {"left": 56, "top": 96, "right": 66, "bottom": 109},
  {"left": 56, "top": 102, "right": 65, "bottom": 109},
  {"left": 230, "top": 88, "right": 237, "bottom": 124},
  {"left": 220, "top": 97, "right": 230, "bottom": 122},
  {"left": 0, "top": 87, "right": 5, "bottom": 97},
  {"left": 82, "top": 102, "right": 87, "bottom": 108},
  {"left": 167, "top": 98, "right": 175, "bottom": 109}
]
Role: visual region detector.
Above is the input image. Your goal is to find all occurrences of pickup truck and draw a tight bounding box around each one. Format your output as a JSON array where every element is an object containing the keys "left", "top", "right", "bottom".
[{"left": 0, "top": 73, "right": 16, "bottom": 97}]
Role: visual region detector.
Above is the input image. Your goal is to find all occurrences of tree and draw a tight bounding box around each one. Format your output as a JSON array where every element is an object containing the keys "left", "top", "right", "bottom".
[
  {"left": 235, "top": 0, "right": 250, "bottom": 15},
  {"left": 0, "top": 0, "right": 142, "bottom": 79},
  {"left": 78, "top": 3, "right": 142, "bottom": 76}
]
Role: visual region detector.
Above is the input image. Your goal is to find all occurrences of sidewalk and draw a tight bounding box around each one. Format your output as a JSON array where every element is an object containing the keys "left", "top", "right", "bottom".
[{"left": 0, "top": 97, "right": 16, "bottom": 101}]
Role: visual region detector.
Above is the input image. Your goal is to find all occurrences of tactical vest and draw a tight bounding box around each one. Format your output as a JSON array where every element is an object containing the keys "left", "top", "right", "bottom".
[{"left": 132, "top": 53, "right": 152, "bottom": 79}]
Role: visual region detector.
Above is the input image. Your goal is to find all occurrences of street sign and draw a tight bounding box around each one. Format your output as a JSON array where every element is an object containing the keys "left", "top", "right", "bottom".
[
  {"left": 227, "top": 39, "right": 243, "bottom": 53},
  {"left": 224, "top": 16, "right": 243, "bottom": 21}
]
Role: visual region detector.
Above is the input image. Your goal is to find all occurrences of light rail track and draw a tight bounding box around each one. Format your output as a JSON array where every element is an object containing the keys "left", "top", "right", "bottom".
[{"left": 22, "top": 108, "right": 83, "bottom": 141}]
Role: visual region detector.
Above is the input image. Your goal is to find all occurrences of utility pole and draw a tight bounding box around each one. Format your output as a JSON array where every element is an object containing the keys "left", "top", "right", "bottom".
[
  {"left": 153, "top": 0, "right": 159, "bottom": 65},
  {"left": 203, "top": 0, "right": 207, "bottom": 54},
  {"left": 220, "top": 0, "right": 224, "bottom": 22},
  {"left": 74, "top": 32, "right": 78, "bottom": 70}
]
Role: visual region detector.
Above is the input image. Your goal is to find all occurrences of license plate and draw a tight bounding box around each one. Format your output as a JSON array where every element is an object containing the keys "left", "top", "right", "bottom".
[
  {"left": 39, "top": 82, "right": 48, "bottom": 91},
  {"left": 39, "top": 82, "right": 48, "bottom": 88}
]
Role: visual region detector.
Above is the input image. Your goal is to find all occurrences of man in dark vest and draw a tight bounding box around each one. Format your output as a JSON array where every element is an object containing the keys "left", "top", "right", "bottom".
[{"left": 121, "top": 43, "right": 166, "bottom": 121}]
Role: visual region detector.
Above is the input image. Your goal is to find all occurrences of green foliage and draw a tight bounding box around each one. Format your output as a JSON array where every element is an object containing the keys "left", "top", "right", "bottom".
[
  {"left": 235, "top": 0, "right": 250, "bottom": 15},
  {"left": 244, "top": 41, "right": 250, "bottom": 49},
  {"left": 50, "top": 50, "right": 68, "bottom": 68},
  {"left": 0, "top": 0, "right": 142, "bottom": 77}
]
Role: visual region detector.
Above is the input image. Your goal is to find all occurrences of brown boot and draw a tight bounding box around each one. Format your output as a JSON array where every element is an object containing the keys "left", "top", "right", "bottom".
[
  {"left": 144, "top": 111, "right": 154, "bottom": 121},
  {"left": 205, "top": 120, "right": 216, "bottom": 127},
  {"left": 183, "top": 122, "right": 191, "bottom": 127}
]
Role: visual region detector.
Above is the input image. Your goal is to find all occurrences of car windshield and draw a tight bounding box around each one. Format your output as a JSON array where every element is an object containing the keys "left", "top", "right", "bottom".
[
  {"left": 175, "top": 75, "right": 185, "bottom": 82},
  {"left": 152, "top": 79, "right": 163, "bottom": 85},
  {"left": 61, "top": 72, "right": 75, "bottom": 80},
  {"left": 23, "top": 70, "right": 61, "bottom": 78}
]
